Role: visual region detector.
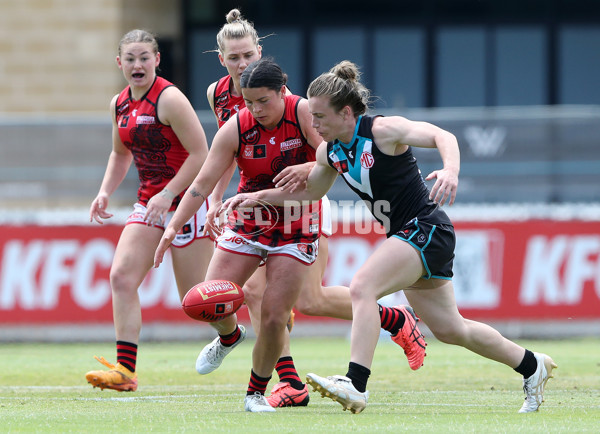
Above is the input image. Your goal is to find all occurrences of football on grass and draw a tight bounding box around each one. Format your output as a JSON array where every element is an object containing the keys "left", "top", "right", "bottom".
[{"left": 182, "top": 280, "right": 245, "bottom": 322}]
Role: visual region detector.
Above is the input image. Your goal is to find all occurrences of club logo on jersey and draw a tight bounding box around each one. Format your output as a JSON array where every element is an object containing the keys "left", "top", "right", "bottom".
[
  {"left": 215, "top": 92, "right": 229, "bottom": 106},
  {"left": 332, "top": 160, "right": 349, "bottom": 174},
  {"left": 117, "top": 102, "right": 129, "bottom": 116},
  {"left": 280, "top": 138, "right": 303, "bottom": 152},
  {"left": 136, "top": 115, "right": 155, "bottom": 125},
  {"left": 242, "top": 144, "right": 267, "bottom": 159},
  {"left": 360, "top": 151, "right": 374, "bottom": 169},
  {"left": 119, "top": 115, "right": 130, "bottom": 128},
  {"left": 243, "top": 127, "right": 260, "bottom": 145},
  {"left": 329, "top": 151, "right": 349, "bottom": 174}
]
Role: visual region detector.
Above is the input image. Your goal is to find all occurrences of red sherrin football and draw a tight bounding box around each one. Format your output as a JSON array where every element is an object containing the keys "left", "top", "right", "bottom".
[{"left": 182, "top": 280, "right": 245, "bottom": 322}]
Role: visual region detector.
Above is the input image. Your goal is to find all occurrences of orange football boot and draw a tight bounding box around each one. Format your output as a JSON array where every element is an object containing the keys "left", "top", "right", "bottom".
[{"left": 85, "top": 356, "right": 138, "bottom": 392}]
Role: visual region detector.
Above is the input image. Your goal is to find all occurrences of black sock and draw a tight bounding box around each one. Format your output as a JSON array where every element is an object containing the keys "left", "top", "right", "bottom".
[
  {"left": 514, "top": 349, "right": 537, "bottom": 378},
  {"left": 346, "top": 361, "right": 371, "bottom": 393}
]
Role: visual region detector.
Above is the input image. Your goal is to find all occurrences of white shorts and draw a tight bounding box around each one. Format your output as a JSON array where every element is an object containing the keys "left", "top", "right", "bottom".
[
  {"left": 216, "top": 227, "right": 319, "bottom": 265},
  {"left": 126, "top": 201, "right": 211, "bottom": 248},
  {"left": 321, "top": 195, "right": 332, "bottom": 237}
]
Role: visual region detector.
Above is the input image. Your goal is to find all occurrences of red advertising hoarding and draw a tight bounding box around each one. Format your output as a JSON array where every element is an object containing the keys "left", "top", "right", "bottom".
[{"left": 1, "top": 220, "right": 599, "bottom": 324}]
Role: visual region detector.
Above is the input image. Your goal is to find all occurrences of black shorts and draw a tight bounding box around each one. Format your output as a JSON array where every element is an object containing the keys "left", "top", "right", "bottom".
[{"left": 391, "top": 216, "right": 455, "bottom": 280}]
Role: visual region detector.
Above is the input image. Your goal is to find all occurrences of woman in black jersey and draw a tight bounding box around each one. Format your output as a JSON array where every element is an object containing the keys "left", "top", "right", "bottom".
[{"left": 222, "top": 60, "right": 556, "bottom": 414}]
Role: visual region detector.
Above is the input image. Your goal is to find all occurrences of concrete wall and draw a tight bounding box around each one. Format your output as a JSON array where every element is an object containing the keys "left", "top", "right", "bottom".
[{"left": 0, "top": 0, "right": 181, "bottom": 114}]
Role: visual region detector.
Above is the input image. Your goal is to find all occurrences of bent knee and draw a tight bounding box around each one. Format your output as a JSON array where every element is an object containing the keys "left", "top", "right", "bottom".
[
  {"left": 294, "top": 295, "right": 321, "bottom": 316},
  {"left": 429, "top": 326, "right": 467, "bottom": 346}
]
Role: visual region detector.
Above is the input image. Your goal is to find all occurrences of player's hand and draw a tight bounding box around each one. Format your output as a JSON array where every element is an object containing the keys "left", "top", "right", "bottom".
[
  {"left": 144, "top": 192, "right": 172, "bottom": 226},
  {"left": 154, "top": 227, "right": 176, "bottom": 267},
  {"left": 273, "top": 162, "right": 315, "bottom": 193},
  {"left": 89, "top": 194, "right": 113, "bottom": 224},
  {"left": 202, "top": 200, "right": 225, "bottom": 239},
  {"left": 222, "top": 193, "right": 258, "bottom": 216},
  {"left": 425, "top": 168, "right": 459, "bottom": 206}
]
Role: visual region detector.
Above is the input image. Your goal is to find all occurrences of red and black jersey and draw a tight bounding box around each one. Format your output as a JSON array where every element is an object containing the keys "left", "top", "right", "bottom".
[
  {"left": 115, "top": 76, "right": 188, "bottom": 211},
  {"left": 230, "top": 94, "right": 320, "bottom": 246},
  {"left": 213, "top": 75, "right": 245, "bottom": 128}
]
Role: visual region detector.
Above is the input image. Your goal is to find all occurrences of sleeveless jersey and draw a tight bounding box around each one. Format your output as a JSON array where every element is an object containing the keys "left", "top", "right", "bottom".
[
  {"left": 213, "top": 75, "right": 245, "bottom": 128},
  {"left": 115, "top": 76, "right": 189, "bottom": 211},
  {"left": 326, "top": 115, "right": 451, "bottom": 236},
  {"left": 231, "top": 94, "right": 320, "bottom": 246}
]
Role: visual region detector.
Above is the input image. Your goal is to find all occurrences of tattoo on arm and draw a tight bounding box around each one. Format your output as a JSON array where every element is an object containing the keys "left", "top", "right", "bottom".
[{"left": 189, "top": 188, "right": 206, "bottom": 202}]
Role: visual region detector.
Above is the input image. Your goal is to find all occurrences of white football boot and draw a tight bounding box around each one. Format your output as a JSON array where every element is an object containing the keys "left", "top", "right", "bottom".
[
  {"left": 306, "top": 373, "right": 369, "bottom": 414},
  {"left": 518, "top": 352, "right": 557, "bottom": 413},
  {"left": 244, "top": 391, "right": 276, "bottom": 412},
  {"left": 195, "top": 325, "right": 246, "bottom": 374}
]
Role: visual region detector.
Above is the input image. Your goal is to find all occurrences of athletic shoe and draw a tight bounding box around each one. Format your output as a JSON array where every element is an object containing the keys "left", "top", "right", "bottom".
[
  {"left": 266, "top": 381, "right": 310, "bottom": 407},
  {"left": 519, "top": 352, "right": 557, "bottom": 413},
  {"left": 390, "top": 305, "right": 427, "bottom": 370},
  {"left": 306, "top": 373, "right": 368, "bottom": 414},
  {"left": 196, "top": 325, "right": 246, "bottom": 374},
  {"left": 85, "top": 355, "right": 138, "bottom": 392},
  {"left": 244, "top": 391, "right": 276, "bottom": 413},
  {"left": 287, "top": 310, "right": 295, "bottom": 332}
]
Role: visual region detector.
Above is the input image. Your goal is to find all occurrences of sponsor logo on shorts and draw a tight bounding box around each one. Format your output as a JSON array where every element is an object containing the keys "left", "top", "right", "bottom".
[
  {"left": 297, "top": 244, "right": 314, "bottom": 255},
  {"left": 224, "top": 235, "right": 250, "bottom": 245}
]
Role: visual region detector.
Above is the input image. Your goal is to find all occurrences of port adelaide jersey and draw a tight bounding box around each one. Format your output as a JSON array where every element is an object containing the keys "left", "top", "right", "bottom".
[{"left": 326, "top": 115, "right": 448, "bottom": 236}]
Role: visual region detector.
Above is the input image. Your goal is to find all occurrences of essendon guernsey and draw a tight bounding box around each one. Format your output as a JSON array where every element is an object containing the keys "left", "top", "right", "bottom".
[
  {"left": 115, "top": 76, "right": 188, "bottom": 211},
  {"left": 230, "top": 94, "right": 321, "bottom": 246},
  {"left": 213, "top": 75, "right": 245, "bottom": 128}
]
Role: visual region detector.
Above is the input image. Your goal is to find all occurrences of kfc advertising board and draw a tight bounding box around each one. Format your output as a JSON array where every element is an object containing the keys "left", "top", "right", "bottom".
[{"left": 1, "top": 220, "right": 599, "bottom": 324}]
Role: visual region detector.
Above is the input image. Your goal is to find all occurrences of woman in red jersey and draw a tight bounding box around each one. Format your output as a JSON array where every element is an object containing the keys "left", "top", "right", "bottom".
[
  {"left": 197, "top": 9, "right": 426, "bottom": 409},
  {"left": 154, "top": 57, "right": 325, "bottom": 412},
  {"left": 85, "top": 29, "right": 213, "bottom": 392}
]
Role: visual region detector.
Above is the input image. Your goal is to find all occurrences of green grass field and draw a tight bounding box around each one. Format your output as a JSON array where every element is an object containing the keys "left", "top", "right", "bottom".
[{"left": 1, "top": 336, "right": 599, "bottom": 433}]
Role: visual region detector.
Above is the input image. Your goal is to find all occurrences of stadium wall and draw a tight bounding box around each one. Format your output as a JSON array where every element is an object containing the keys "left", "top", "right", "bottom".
[
  {"left": 1, "top": 206, "right": 600, "bottom": 341},
  {"left": 0, "top": 0, "right": 182, "bottom": 113}
]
